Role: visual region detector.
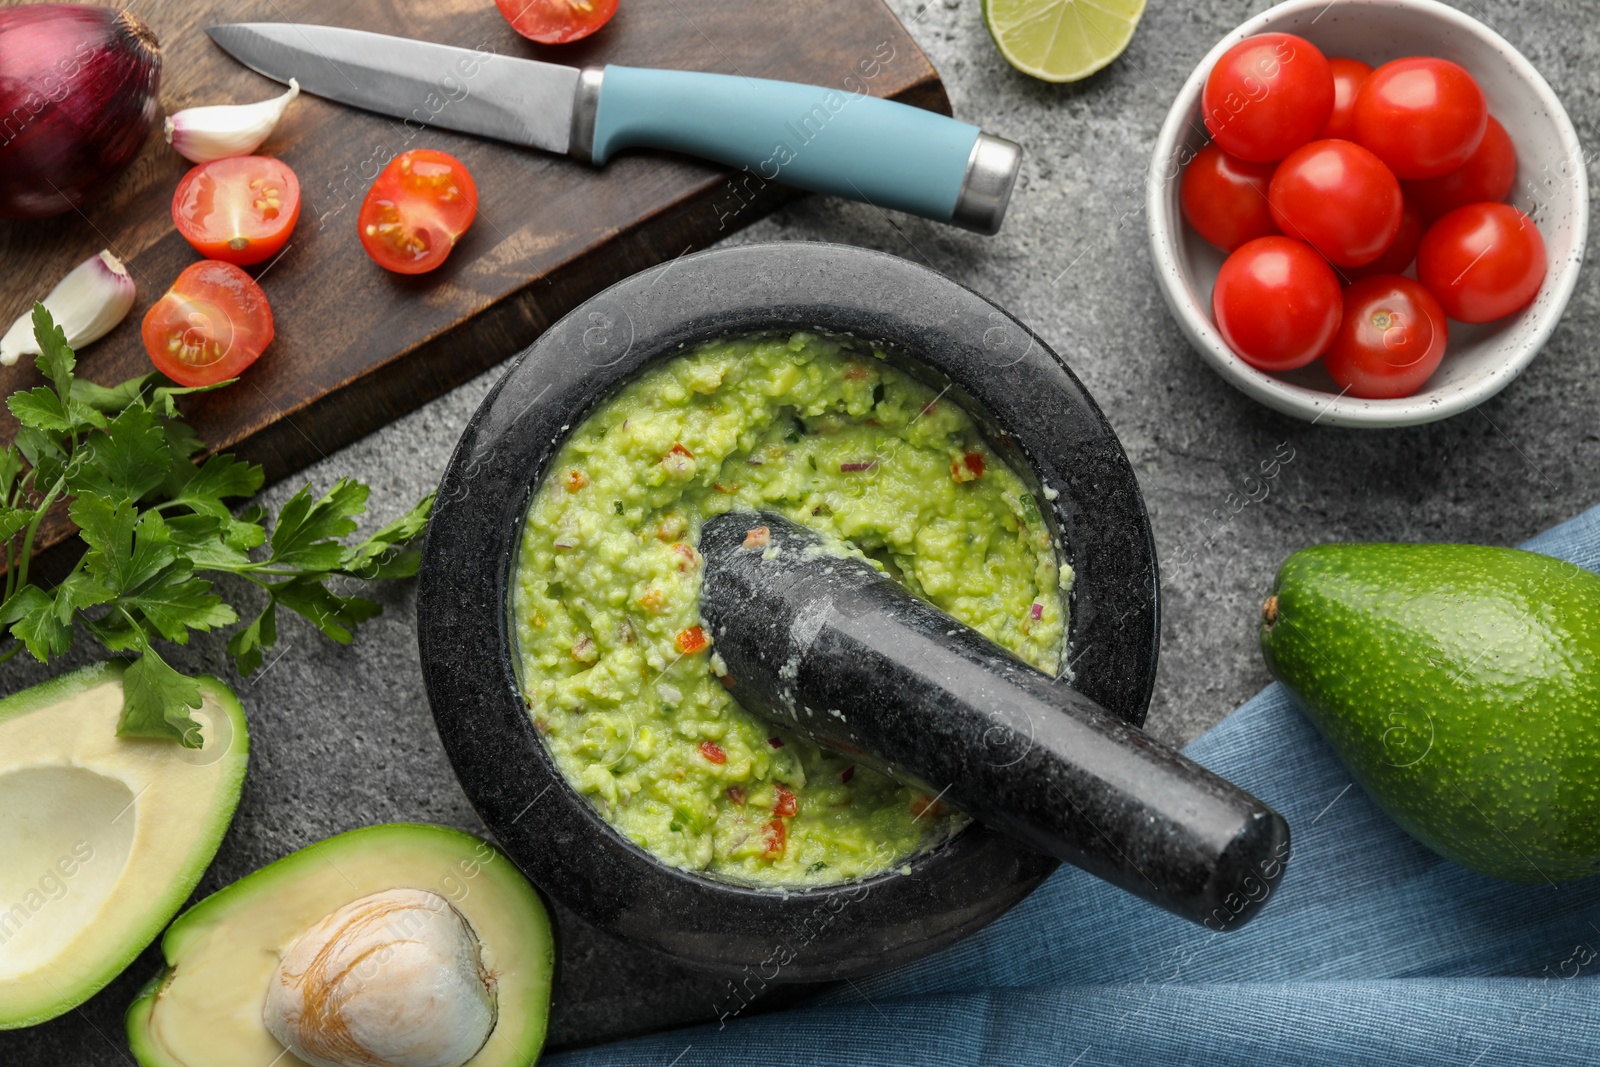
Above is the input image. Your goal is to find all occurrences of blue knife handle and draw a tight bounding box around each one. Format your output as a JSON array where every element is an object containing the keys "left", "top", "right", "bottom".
[{"left": 589, "top": 65, "right": 1007, "bottom": 229}]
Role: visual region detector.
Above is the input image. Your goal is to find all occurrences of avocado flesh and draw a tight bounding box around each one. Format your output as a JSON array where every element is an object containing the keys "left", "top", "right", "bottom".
[
  {"left": 125, "top": 822, "right": 555, "bottom": 1067},
  {"left": 0, "top": 662, "right": 249, "bottom": 1029},
  {"left": 1261, "top": 543, "right": 1600, "bottom": 882}
]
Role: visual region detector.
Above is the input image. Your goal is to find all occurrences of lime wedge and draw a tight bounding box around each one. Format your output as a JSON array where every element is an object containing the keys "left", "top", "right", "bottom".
[{"left": 983, "top": 0, "right": 1148, "bottom": 83}]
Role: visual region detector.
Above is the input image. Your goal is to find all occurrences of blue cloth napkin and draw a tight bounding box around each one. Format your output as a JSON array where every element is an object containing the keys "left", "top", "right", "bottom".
[{"left": 551, "top": 505, "right": 1600, "bottom": 1066}]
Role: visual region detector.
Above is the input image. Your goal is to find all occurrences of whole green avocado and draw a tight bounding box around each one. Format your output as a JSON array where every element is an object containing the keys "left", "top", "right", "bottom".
[{"left": 1260, "top": 542, "right": 1600, "bottom": 883}]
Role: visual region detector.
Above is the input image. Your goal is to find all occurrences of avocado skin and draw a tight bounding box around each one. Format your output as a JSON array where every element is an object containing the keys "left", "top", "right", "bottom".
[{"left": 1260, "top": 543, "right": 1600, "bottom": 883}]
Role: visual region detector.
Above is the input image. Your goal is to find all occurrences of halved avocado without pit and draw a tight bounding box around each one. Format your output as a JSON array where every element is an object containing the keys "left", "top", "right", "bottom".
[
  {"left": 126, "top": 823, "right": 555, "bottom": 1067},
  {"left": 0, "top": 662, "right": 249, "bottom": 1030}
]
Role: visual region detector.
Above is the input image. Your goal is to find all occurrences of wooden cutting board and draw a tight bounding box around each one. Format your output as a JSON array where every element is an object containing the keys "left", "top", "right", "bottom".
[{"left": 0, "top": 0, "right": 948, "bottom": 561}]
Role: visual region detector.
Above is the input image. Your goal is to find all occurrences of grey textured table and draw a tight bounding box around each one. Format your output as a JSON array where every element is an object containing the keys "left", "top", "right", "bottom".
[{"left": 4, "top": 0, "right": 1596, "bottom": 1061}]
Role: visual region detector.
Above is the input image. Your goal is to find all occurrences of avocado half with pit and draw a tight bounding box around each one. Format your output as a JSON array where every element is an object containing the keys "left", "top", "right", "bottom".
[
  {"left": 126, "top": 822, "right": 555, "bottom": 1067},
  {"left": 0, "top": 661, "right": 248, "bottom": 1029}
]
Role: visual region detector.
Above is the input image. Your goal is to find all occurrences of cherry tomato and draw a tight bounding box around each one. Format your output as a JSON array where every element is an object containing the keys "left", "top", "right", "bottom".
[
  {"left": 1405, "top": 115, "right": 1517, "bottom": 222},
  {"left": 1416, "top": 202, "right": 1547, "bottom": 323},
  {"left": 1344, "top": 198, "right": 1425, "bottom": 282},
  {"left": 141, "top": 260, "right": 274, "bottom": 387},
  {"left": 1180, "top": 144, "right": 1278, "bottom": 251},
  {"left": 1354, "top": 57, "right": 1487, "bottom": 179},
  {"left": 1318, "top": 57, "right": 1372, "bottom": 141},
  {"left": 1202, "top": 33, "right": 1334, "bottom": 162},
  {"left": 1267, "top": 139, "right": 1403, "bottom": 267},
  {"left": 1212, "top": 236, "right": 1342, "bottom": 371},
  {"left": 1324, "top": 276, "right": 1449, "bottom": 398},
  {"left": 171, "top": 156, "right": 301, "bottom": 267},
  {"left": 358, "top": 149, "right": 478, "bottom": 275},
  {"left": 495, "top": 0, "right": 617, "bottom": 44}
]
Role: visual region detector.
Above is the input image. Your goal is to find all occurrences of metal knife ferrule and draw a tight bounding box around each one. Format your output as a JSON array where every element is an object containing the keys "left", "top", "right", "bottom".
[{"left": 568, "top": 68, "right": 604, "bottom": 164}]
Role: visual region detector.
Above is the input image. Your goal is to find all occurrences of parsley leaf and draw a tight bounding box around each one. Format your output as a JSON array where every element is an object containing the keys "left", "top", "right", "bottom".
[
  {"left": 226, "top": 602, "right": 277, "bottom": 677},
  {"left": 340, "top": 491, "right": 434, "bottom": 579},
  {"left": 70, "top": 373, "right": 156, "bottom": 415},
  {"left": 0, "top": 447, "right": 22, "bottom": 501},
  {"left": 0, "top": 507, "right": 31, "bottom": 545},
  {"left": 68, "top": 405, "right": 172, "bottom": 501},
  {"left": 119, "top": 644, "right": 206, "bottom": 746},
  {"left": 53, "top": 568, "right": 113, "bottom": 620},
  {"left": 269, "top": 479, "right": 368, "bottom": 569},
  {"left": 148, "top": 379, "right": 235, "bottom": 419},
  {"left": 8, "top": 387, "right": 75, "bottom": 433},
  {"left": 32, "top": 303, "right": 75, "bottom": 401},
  {"left": 270, "top": 575, "right": 381, "bottom": 644},
  {"left": 166, "top": 453, "right": 263, "bottom": 517},
  {"left": 14, "top": 423, "right": 65, "bottom": 475},
  {"left": 4, "top": 586, "right": 71, "bottom": 660},
  {"left": 136, "top": 566, "right": 237, "bottom": 644}
]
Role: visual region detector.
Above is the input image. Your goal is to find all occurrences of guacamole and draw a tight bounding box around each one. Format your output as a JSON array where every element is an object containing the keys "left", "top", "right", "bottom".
[{"left": 512, "top": 332, "right": 1071, "bottom": 886}]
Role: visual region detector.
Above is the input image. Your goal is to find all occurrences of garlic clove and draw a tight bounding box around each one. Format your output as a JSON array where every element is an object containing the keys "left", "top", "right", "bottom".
[
  {"left": 264, "top": 888, "right": 498, "bottom": 1067},
  {"left": 0, "top": 250, "right": 137, "bottom": 366},
  {"left": 165, "top": 78, "right": 299, "bottom": 164}
]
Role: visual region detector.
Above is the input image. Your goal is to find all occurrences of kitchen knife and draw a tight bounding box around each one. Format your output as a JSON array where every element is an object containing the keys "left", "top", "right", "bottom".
[{"left": 206, "top": 23, "right": 1021, "bottom": 234}]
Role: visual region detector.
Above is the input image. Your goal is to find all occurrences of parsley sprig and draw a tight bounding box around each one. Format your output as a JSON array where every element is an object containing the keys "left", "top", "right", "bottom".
[{"left": 0, "top": 305, "right": 433, "bottom": 746}]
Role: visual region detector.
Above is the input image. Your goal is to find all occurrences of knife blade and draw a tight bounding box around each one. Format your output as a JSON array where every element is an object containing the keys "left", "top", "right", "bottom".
[
  {"left": 207, "top": 24, "right": 580, "bottom": 154},
  {"left": 206, "top": 22, "right": 1021, "bottom": 234}
]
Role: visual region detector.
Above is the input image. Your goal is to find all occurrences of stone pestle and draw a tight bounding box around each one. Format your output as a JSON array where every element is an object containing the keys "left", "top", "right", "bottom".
[{"left": 698, "top": 511, "right": 1290, "bottom": 930}]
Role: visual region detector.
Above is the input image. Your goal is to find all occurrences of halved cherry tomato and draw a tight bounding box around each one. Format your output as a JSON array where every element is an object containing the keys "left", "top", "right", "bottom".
[
  {"left": 1344, "top": 198, "right": 1425, "bottom": 282},
  {"left": 1405, "top": 115, "right": 1517, "bottom": 222},
  {"left": 1354, "top": 58, "right": 1487, "bottom": 179},
  {"left": 1202, "top": 33, "right": 1334, "bottom": 162},
  {"left": 1416, "top": 202, "right": 1546, "bottom": 323},
  {"left": 1317, "top": 57, "right": 1372, "bottom": 141},
  {"left": 141, "top": 260, "right": 274, "bottom": 387},
  {"left": 1180, "top": 144, "right": 1278, "bottom": 252},
  {"left": 1212, "top": 236, "right": 1341, "bottom": 371},
  {"left": 1323, "top": 276, "right": 1449, "bottom": 399},
  {"left": 358, "top": 149, "right": 478, "bottom": 275},
  {"left": 172, "top": 156, "right": 301, "bottom": 267},
  {"left": 1267, "top": 139, "right": 1403, "bottom": 267},
  {"left": 495, "top": 0, "right": 617, "bottom": 44}
]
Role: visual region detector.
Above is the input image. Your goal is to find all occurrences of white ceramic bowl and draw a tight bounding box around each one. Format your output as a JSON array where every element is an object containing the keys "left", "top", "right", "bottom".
[{"left": 1147, "top": 0, "right": 1588, "bottom": 427}]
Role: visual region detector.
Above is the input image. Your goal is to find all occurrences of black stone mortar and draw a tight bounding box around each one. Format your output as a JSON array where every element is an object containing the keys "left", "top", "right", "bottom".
[{"left": 418, "top": 242, "right": 1167, "bottom": 981}]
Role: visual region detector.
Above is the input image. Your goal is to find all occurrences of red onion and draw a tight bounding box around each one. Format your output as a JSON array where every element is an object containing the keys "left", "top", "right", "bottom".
[{"left": 0, "top": 5, "right": 161, "bottom": 220}]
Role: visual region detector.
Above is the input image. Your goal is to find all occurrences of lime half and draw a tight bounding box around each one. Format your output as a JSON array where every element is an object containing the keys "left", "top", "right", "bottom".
[{"left": 983, "top": 0, "right": 1148, "bottom": 83}]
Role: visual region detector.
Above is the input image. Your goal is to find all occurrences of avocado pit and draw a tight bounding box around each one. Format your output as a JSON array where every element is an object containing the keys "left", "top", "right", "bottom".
[{"left": 263, "top": 888, "right": 497, "bottom": 1067}]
